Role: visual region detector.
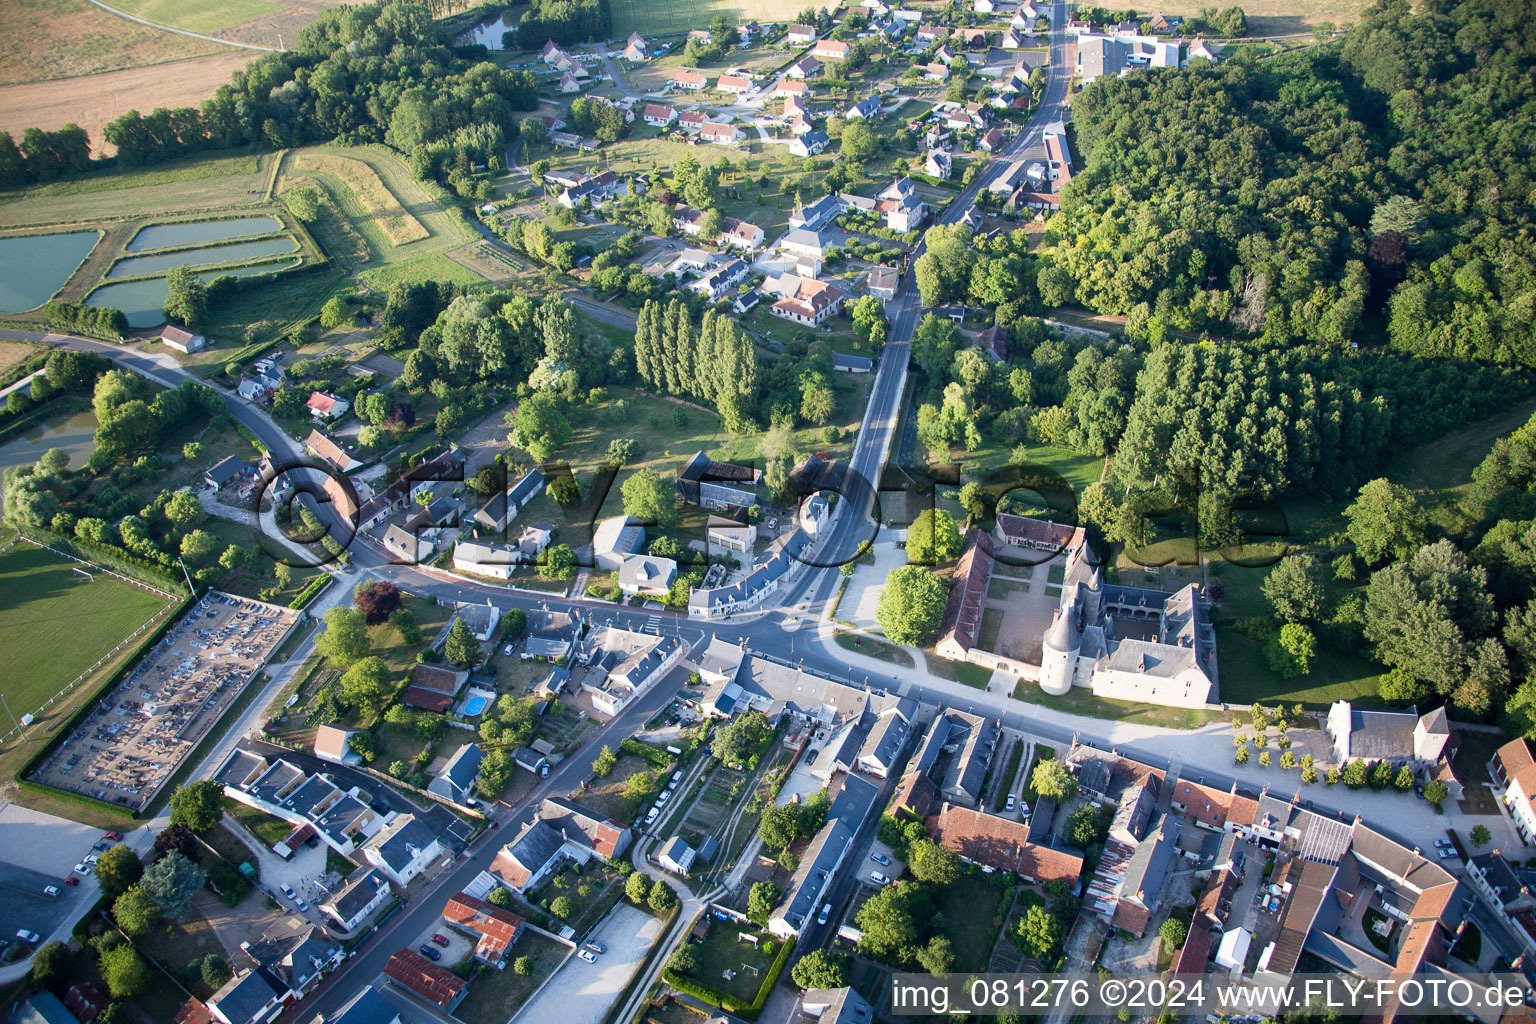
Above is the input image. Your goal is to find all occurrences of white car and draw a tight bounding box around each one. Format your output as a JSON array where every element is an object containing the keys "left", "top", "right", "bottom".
[
  {"left": 657, "top": 790, "right": 670, "bottom": 805},
  {"left": 577, "top": 949, "right": 597, "bottom": 964},
  {"left": 42, "top": 886, "right": 59, "bottom": 897},
  {"left": 1434, "top": 839, "right": 1454, "bottom": 849},
  {"left": 73, "top": 863, "right": 92, "bottom": 876},
  {"left": 817, "top": 903, "right": 831, "bottom": 926},
  {"left": 869, "top": 872, "right": 892, "bottom": 885},
  {"left": 15, "top": 930, "right": 39, "bottom": 944},
  {"left": 1005, "top": 794, "right": 1016, "bottom": 811},
  {"left": 645, "top": 807, "right": 660, "bottom": 825},
  {"left": 503, "top": 644, "right": 515, "bottom": 656}
]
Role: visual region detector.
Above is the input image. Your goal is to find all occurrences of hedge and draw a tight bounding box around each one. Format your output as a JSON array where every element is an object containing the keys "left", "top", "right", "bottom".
[
  {"left": 619, "top": 738, "right": 672, "bottom": 771},
  {"left": 289, "top": 573, "right": 331, "bottom": 609},
  {"left": 662, "top": 931, "right": 793, "bottom": 1020},
  {"left": 16, "top": 590, "right": 194, "bottom": 819},
  {"left": 23, "top": 525, "right": 184, "bottom": 591}
]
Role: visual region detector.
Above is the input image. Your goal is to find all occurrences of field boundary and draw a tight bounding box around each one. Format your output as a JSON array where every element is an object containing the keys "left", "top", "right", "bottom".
[
  {"left": 0, "top": 535, "right": 180, "bottom": 746},
  {"left": 79, "top": 0, "right": 276, "bottom": 51}
]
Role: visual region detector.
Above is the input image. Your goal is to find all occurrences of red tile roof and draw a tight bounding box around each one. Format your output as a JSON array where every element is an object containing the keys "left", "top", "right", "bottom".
[
  {"left": 384, "top": 950, "right": 466, "bottom": 1008},
  {"left": 444, "top": 892, "right": 525, "bottom": 964},
  {"left": 1173, "top": 925, "right": 1214, "bottom": 972},
  {"left": 889, "top": 772, "right": 938, "bottom": 821},
  {"left": 1496, "top": 738, "right": 1536, "bottom": 795},
  {"left": 1112, "top": 900, "right": 1151, "bottom": 936},
  {"left": 926, "top": 803, "right": 1084, "bottom": 884},
  {"left": 307, "top": 391, "right": 343, "bottom": 415}
]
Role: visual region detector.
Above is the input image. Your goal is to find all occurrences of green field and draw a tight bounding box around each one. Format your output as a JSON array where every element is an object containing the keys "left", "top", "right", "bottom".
[
  {"left": 0, "top": 151, "right": 271, "bottom": 231},
  {"left": 0, "top": 540, "right": 175, "bottom": 718},
  {"left": 101, "top": 0, "right": 278, "bottom": 35},
  {"left": 609, "top": 0, "right": 810, "bottom": 38}
]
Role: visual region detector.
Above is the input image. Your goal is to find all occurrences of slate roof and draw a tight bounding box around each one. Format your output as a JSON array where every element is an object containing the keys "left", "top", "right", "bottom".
[
  {"left": 208, "top": 971, "right": 283, "bottom": 1024},
  {"left": 326, "top": 867, "right": 389, "bottom": 924}
]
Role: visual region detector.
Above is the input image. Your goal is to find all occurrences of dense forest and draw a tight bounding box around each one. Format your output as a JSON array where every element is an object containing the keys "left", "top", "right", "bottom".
[
  {"left": 0, "top": 2, "right": 538, "bottom": 187},
  {"left": 1048, "top": 0, "right": 1536, "bottom": 363}
]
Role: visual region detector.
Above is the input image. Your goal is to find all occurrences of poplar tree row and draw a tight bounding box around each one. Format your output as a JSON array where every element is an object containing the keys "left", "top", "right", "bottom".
[{"left": 634, "top": 299, "right": 759, "bottom": 425}]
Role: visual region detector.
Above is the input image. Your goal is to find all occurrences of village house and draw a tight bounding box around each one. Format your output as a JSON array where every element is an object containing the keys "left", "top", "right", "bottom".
[
  {"left": 775, "top": 79, "right": 808, "bottom": 98},
  {"left": 643, "top": 104, "right": 676, "bottom": 127},
  {"left": 786, "top": 54, "right": 822, "bottom": 79},
  {"left": 306, "top": 391, "right": 349, "bottom": 422},
  {"left": 669, "top": 69, "right": 707, "bottom": 91},
  {"left": 699, "top": 121, "right": 745, "bottom": 145},
  {"left": 160, "top": 325, "right": 206, "bottom": 353},
  {"left": 815, "top": 38, "right": 849, "bottom": 60},
  {"left": 787, "top": 23, "right": 818, "bottom": 43},
  {"left": 491, "top": 797, "right": 631, "bottom": 891},
  {"left": 790, "top": 130, "right": 830, "bottom": 157},
  {"left": 716, "top": 74, "right": 753, "bottom": 94},
  {"left": 384, "top": 951, "right": 466, "bottom": 1011},
  {"left": 770, "top": 275, "right": 842, "bottom": 325}
]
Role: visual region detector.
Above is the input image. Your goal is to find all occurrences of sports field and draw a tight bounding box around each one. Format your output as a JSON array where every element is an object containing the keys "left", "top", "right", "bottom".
[
  {"left": 0, "top": 541, "right": 175, "bottom": 720},
  {"left": 609, "top": 0, "right": 808, "bottom": 37}
]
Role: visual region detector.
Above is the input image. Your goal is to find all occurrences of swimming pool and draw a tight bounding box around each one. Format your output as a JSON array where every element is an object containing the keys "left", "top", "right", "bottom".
[{"left": 462, "top": 695, "right": 490, "bottom": 716}]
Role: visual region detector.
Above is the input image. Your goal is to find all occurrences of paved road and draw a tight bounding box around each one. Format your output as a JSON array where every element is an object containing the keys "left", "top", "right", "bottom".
[{"left": 296, "top": 664, "right": 692, "bottom": 1022}]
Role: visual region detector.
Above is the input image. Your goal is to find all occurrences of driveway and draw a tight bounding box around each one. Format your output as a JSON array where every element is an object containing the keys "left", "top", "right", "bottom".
[{"left": 512, "top": 903, "right": 657, "bottom": 1024}]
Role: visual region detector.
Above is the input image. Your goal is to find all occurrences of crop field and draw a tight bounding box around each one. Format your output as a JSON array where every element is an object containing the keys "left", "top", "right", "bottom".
[
  {"left": 0, "top": 52, "right": 256, "bottom": 159},
  {"left": 0, "top": 540, "right": 176, "bottom": 721},
  {"left": 0, "top": 0, "right": 224, "bottom": 85},
  {"left": 1145, "top": 0, "right": 1373, "bottom": 33},
  {"left": 290, "top": 151, "right": 428, "bottom": 246},
  {"left": 609, "top": 0, "right": 807, "bottom": 37},
  {"left": 0, "top": 152, "right": 271, "bottom": 231}
]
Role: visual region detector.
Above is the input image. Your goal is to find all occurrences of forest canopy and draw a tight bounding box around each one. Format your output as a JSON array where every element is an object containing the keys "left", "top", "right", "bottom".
[{"left": 1046, "top": 0, "right": 1536, "bottom": 363}]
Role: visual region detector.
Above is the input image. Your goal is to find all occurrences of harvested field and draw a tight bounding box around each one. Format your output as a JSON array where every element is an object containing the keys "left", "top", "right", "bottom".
[
  {"left": 0, "top": 338, "right": 41, "bottom": 375},
  {"left": 0, "top": 0, "right": 223, "bottom": 86},
  {"left": 0, "top": 52, "right": 255, "bottom": 158},
  {"left": 609, "top": 0, "right": 808, "bottom": 36},
  {"left": 290, "top": 152, "right": 428, "bottom": 246}
]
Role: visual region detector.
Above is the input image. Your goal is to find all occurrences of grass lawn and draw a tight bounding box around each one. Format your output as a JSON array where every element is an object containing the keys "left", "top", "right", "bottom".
[
  {"left": 454, "top": 931, "right": 569, "bottom": 1024},
  {"left": 1362, "top": 907, "right": 1395, "bottom": 955},
  {"left": 923, "top": 651, "right": 993, "bottom": 689},
  {"left": 579, "top": 751, "right": 674, "bottom": 823},
  {"left": 834, "top": 630, "right": 916, "bottom": 668},
  {"left": 135, "top": 912, "right": 228, "bottom": 1000},
  {"left": 936, "top": 871, "right": 1009, "bottom": 967},
  {"left": 679, "top": 921, "right": 779, "bottom": 1004},
  {"left": 0, "top": 540, "right": 175, "bottom": 718},
  {"left": 1012, "top": 680, "right": 1232, "bottom": 730},
  {"left": 225, "top": 796, "right": 294, "bottom": 848},
  {"left": 369, "top": 594, "right": 453, "bottom": 683}
]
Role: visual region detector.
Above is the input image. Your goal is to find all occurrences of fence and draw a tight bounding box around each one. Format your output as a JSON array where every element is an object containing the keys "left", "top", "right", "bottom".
[{"left": 0, "top": 535, "right": 183, "bottom": 747}]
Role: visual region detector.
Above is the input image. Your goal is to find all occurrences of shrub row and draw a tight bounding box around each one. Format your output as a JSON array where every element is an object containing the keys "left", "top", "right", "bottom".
[{"left": 289, "top": 573, "right": 331, "bottom": 609}]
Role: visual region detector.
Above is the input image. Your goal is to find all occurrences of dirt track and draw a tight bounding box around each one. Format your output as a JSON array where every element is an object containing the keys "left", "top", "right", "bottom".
[{"left": 0, "top": 51, "right": 253, "bottom": 156}]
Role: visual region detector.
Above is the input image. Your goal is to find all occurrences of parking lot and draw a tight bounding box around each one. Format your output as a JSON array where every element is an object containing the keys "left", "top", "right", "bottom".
[
  {"left": 512, "top": 903, "right": 659, "bottom": 1024},
  {"left": 28, "top": 592, "right": 300, "bottom": 811},
  {"left": 0, "top": 804, "right": 135, "bottom": 953}
]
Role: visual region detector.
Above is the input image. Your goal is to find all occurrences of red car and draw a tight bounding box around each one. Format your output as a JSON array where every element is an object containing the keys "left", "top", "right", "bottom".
[
  {"left": 63, "top": 876, "right": 80, "bottom": 887},
  {"left": 431, "top": 934, "right": 450, "bottom": 947},
  {"left": 102, "top": 831, "right": 123, "bottom": 841}
]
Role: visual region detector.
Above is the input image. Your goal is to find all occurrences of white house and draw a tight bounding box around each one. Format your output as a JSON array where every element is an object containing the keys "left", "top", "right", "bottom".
[
  {"left": 787, "top": 23, "right": 818, "bottom": 43},
  {"left": 361, "top": 814, "right": 443, "bottom": 887},
  {"left": 307, "top": 391, "right": 350, "bottom": 422},
  {"left": 160, "top": 325, "right": 206, "bottom": 353},
  {"left": 321, "top": 867, "right": 391, "bottom": 933},
  {"left": 791, "top": 130, "right": 830, "bottom": 157}
]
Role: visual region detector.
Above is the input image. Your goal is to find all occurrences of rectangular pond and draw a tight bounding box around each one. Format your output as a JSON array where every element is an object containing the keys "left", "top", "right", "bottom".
[
  {"left": 108, "top": 236, "right": 298, "bottom": 278},
  {"left": 126, "top": 216, "right": 283, "bottom": 252},
  {"left": 0, "top": 231, "right": 100, "bottom": 313},
  {"left": 86, "top": 260, "right": 300, "bottom": 328}
]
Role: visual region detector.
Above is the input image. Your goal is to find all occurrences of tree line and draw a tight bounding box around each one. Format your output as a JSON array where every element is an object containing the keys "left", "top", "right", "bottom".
[
  {"left": 0, "top": 2, "right": 539, "bottom": 189},
  {"left": 633, "top": 298, "right": 759, "bottom": 430}
]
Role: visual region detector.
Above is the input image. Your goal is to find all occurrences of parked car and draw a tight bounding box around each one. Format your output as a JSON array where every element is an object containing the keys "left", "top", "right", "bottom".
[
  {"left": 645, "top": 807, "right": 660, "bottom": 825},
  {"left": 1438, "top": 848, "right": 1458, "bottom": 859},
  {"left": 82, "top": 854, "right": 99, "bottom": 865},
  {"left": 432, "top": 934, "right": 450, "bottom": 947},
  {"left": 869, "top": 872, "right": 892, "bottom": 885},
  {"left": 73, "top": 863, "right": 91, "bottom": 876},
  {"left": 585, "top": 941, "right": 607, "bottom": 954},
  {"left": 817, "top": 903, "right": 831, "bottom": 926},
  {"left": 92, "top": 841, "right": 111, "bottom": 852},
  {"left": 295, "top": 898, "right": 309, "bottom": 912},
  {"left": 15, "top": 930, "right": 39, "bottom": 944},
  {"left": 63, "top": 876, "right": 79, "bottom": 887},
  {"left": 869, "top": 852, "right": 890, "bottom": 866},
  {"left": 1434, "top": 839, "right": 1454, "bottom": 849},
  {"left": 577, "top": 949, "right": 597, "bottom": 964},
  {"left": 102, "top": 831, "right": 123, "bottom": 841},
  {"left": 281, "top": 884, "right": 297, "bottom": 900},
  {"left": 1005, "top": 794, "right": 1016, "bottom": 811},
  {"left": 657, "top": 791, "right": 670, "bottom": 805},
  {"left": 42, "top": 886, "right": 59, "bottom": 897},
  {"left": 418, "top": 945, "right": 441, "bottom": 961}
]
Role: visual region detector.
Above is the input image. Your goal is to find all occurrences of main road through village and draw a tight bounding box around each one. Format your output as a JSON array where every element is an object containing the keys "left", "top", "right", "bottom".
[{"left": 7, "top": 6, "right": 1500, "bottom": 1014}]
